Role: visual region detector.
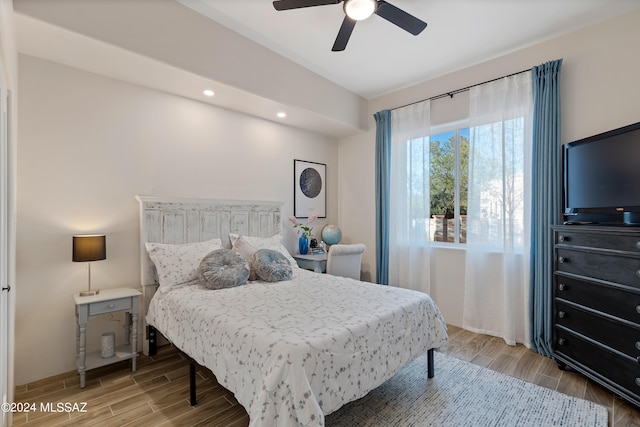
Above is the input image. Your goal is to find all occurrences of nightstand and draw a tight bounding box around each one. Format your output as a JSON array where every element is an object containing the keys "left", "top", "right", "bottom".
[
  {"left": 293, "top": 253, "right": 327, "bottom": 273},
  {"left": 73, "top": 287, "right": 141, "bottom": 388}
]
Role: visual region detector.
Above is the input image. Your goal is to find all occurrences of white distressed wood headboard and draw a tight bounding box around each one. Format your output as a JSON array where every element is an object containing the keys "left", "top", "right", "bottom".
[{"left": 136, "top": 195, "right": 284, "bottom": 353}]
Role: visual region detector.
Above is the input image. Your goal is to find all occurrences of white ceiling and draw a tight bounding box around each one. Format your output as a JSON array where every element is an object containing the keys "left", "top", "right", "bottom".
[{"left": 179, "top": 0, "right": 640, "bottom": 99}]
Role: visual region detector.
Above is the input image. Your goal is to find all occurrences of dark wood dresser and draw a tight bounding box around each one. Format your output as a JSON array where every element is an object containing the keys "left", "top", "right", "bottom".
[{"left": 552, "top": 225, "right": 640, "bottom": 408}]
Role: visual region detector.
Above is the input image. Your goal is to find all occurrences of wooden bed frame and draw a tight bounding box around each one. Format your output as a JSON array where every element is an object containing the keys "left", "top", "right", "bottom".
[
  {"left": 136, "top": 195, "right": 283, "bottom": 355},
  {"left": 136, "top": 195, "right": 435, "bottom": 411}
]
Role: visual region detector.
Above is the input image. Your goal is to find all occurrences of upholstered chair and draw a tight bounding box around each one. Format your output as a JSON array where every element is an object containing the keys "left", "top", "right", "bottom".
[{"left": 326, "top": 243, "right": 366, "bottom": 280}]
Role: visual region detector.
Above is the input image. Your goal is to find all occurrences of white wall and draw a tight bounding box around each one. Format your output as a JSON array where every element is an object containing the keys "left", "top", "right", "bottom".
[
  {"left": 15, "top": 54, "right": 338, "bottom": 385},
  {"left": 338, "top": 10, "right": 640, "bottom": 327}
]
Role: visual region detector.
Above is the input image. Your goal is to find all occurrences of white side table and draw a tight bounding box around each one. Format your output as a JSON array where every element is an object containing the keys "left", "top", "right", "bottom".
[
  {"left": 293, "top": 253, "right": 327, "bottom": 273},
  {"left": 73, "top": 287, "right": 141, "bottom": 388}
]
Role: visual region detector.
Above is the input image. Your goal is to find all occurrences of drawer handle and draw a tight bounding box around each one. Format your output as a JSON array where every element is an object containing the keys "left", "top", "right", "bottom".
[
  {"left": 637, "top": 270, "right": 640, "bottom": 279},
  {"left": 637, "top": 305, "right": 640, "bottom": 314},
  {"left": 636, "top": 341, "right": 640, "bottom": 351},
  {"left": 637, "top": 378, "right": 640, "bottom": 387},
  {"left": 108, "top": 304, "right": 115, "bottom": 308},
  {"left": 558, "top": 257, "right": 568, "bottom": 264},
  {"left": 558, "top": 235, "right": 567, "bottom": 242},
  {"left": 558, "top": 311, "right": 566, "bottom": 319},
  {"left": 637, "top": 241, "right": 640, "bottom": 250},
  {"left": 558, "top": 338, "right": 566, "bottom": 346},
  {"left": 558, "top": 283, "right": 566, "bottom": 291}
]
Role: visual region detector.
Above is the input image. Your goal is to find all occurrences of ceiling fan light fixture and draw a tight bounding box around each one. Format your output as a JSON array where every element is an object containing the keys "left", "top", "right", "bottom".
[{"left": 343, "top": 0, "right": 376, "bottom": 21}]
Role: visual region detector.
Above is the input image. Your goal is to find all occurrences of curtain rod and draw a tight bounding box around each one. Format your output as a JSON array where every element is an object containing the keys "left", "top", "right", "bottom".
[{"left": 391, "top": 67, "right": 531, "bottom": 111}]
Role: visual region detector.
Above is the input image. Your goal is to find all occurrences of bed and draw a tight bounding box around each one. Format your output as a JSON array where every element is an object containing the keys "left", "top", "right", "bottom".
[{"left": 137, "top": 195, "right": 448, "bottom": 427}]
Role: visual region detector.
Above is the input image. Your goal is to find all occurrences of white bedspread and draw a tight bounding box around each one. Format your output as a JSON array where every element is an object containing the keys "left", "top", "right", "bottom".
[{"left": 146, "top": 268, "right": 448, "bottom": 427}]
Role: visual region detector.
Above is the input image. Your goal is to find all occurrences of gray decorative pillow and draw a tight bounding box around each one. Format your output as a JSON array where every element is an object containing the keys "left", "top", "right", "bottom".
[
  {"left": 199, "top": 249, "right": 250, "bottom": 290},
  {"left": 253, "top": 249, "right": 293, "bottom": 282}
]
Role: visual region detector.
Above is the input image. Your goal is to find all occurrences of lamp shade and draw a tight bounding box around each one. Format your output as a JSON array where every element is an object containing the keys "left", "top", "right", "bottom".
[{"left": 72, "top": 235, "right": 106, "bottom": 262}]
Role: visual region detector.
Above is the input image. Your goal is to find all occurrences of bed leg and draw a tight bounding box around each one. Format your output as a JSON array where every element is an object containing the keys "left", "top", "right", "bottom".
[
  {"left": 427, "top": 348, "right": 434, "bottom": 378},
  {"left": 148, "top": 325, "right": 157, "bottom": 356},
  {"left": 190, "top": 362, "right": 197, "bottom": 406}
]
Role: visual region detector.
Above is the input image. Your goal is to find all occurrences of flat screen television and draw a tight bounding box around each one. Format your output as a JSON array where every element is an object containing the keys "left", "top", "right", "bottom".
[{"left": 563, "top": 120, "right": 640, "bottom": 225}]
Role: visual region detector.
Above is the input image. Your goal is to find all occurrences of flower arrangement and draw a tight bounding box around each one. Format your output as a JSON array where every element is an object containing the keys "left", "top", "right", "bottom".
[{"left": 289, "top": 213, "right": 318, "bottom": 239}]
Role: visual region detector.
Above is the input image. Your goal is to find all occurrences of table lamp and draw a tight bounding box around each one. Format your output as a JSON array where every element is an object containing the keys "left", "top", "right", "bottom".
[{"left": 73, "top": 234, "right": 106, "bottom": 296}]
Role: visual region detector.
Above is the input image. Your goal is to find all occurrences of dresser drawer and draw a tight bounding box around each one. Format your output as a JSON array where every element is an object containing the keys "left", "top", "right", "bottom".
[
  {"left": 555, "top": 328, "right": 640, "bottom": 400},
  {"left": 555, "top": 300, "right": 640, "bottom": 358},
  {"left": 89, "top": 297, "right": 132, "bottom": 315},
  {"left": 556, "top": 230, "right": 640, "bottom": 253},
  {"left": 556, "top": 248, "right": 640, "bottom": 288},
  {"left": 554, "top": 274, "right": 640, "bottom": 323}
]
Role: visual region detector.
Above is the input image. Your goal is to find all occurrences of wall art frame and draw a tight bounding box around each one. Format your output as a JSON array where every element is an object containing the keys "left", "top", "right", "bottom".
[{"left": 294, "top": 159, "right": 326, "bottom": 218}]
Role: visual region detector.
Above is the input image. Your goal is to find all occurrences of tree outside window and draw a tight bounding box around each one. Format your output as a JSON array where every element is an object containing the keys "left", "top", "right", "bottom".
[{"left": 429, "top": 128, "right": 469, "bottom": 243}]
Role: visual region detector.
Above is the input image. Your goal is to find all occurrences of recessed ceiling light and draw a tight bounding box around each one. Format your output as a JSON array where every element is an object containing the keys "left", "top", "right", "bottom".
[
  {"left": 277, "top": 112, "right": 287, "bottom": 118},
  {"left": 203, "top": 89, "right": 214, "bottom": 97}
]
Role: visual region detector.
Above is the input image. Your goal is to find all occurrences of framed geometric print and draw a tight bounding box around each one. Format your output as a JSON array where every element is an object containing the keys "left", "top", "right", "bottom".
[{"left": 294, "top": 159, "right": 326, "bottom": 218}]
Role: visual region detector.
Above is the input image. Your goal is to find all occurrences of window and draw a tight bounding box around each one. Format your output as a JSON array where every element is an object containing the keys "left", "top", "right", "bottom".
[
  {"left": 403, "top": 122, "right": 469, "bottom": 245},
  {"left": 429, "top": 124, "right": 469, "bottom": 244}
]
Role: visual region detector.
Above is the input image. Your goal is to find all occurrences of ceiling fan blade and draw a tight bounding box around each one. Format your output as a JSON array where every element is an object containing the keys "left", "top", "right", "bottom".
[
  {"left": 375, "top": 0, "right": 427, "bottom": 35},
  {"left": 332, "top": 16, "right": 357, "bottom": 51},
  {"left": 273, "top": 0, "right": 341, "bottom": 11}
]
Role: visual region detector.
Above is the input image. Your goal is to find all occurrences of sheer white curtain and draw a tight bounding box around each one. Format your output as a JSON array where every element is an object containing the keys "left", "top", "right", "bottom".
[
  {"left": 463, "top": 73, "right": 533, "bottom": 346},
  {"left": 389, "top": 101, "right": 431, "bottom": 293}
]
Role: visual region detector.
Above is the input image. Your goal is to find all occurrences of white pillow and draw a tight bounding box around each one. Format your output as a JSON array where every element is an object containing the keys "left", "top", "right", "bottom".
[
  {"left": 231, "top": 236, "right": 258, "bottom": 281},
  {"left": 229, "top": 233, "right": 299, "bottom": 269},
  {"left": 145, "top": 238, "right": 223, "bottom": 292}
]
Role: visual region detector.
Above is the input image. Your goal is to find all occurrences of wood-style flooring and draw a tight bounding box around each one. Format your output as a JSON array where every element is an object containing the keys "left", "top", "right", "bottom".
[{"left": 12, "top": 325, "right": 640, "bottom": 426}]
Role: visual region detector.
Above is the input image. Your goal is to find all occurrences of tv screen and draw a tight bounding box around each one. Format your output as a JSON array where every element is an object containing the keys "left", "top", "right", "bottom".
[{"left": 564, "top": 121, "right": 640, "bottom": 225}]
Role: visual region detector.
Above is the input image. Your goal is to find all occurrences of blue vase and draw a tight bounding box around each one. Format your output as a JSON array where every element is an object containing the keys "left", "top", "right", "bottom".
[{"left": 299, "top": 235, "right": 309, "bottom": 255}]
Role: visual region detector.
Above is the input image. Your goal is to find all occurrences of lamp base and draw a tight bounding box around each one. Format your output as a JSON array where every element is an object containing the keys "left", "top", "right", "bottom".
[{"left": 79, "top": 289, "right": 100, "bottom": 297}]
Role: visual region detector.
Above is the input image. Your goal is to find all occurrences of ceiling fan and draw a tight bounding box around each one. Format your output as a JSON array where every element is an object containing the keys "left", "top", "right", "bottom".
[{"left": 272, "top": 0, "right": 427, "bottom": 51}]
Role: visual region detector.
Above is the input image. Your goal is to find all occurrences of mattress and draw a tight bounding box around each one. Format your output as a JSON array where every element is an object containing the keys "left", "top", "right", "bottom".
[{"left": 146, "top": 268, "right": 448, "bottom": 427}]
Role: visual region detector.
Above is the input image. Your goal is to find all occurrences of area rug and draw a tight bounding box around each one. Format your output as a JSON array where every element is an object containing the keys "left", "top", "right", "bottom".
[{"left": 326, "top": 351, "right": 608, "bottom": 426}]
